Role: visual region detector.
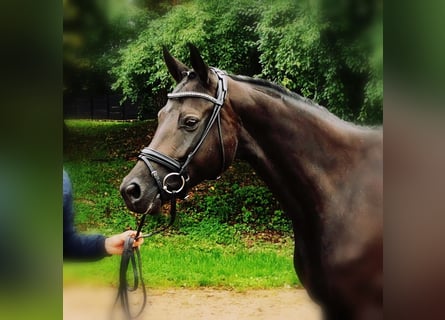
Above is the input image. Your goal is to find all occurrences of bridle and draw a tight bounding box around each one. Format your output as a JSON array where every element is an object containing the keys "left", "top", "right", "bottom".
[
  {"left": 138, "top": 67, "right": 228, "bottom": 201},
  {"left": 113, "top": 67, "right": 228, "bottom": 319}
]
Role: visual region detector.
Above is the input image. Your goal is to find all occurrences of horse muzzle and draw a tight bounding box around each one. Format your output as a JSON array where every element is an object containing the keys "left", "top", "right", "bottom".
[{"left": 120, "top": 163, "right": 163, "bottom": 214}]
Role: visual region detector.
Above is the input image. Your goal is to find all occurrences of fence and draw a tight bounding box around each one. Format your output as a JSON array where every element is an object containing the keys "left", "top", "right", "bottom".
[{"left": 63, "top": 94, "right": 139, "bottom": 120}]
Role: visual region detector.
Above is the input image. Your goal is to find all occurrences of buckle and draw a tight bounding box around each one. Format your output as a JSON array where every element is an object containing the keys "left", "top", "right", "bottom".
[{"left": 162, "top": 172, "right": 186, "bottom": 194}]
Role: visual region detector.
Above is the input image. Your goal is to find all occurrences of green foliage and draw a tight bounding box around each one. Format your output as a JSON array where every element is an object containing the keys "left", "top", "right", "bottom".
[
  {"left": 257, "top": 0, "right": 383, "bottom": 123},
  {"left": 106, "top": 1, "right": 195, "bottom": 109},
  {"left": 257, "top": 1, "right": 332, "bottom": 103},
  {"left": 357, "top": 7, "right": 383, "bottom": 124},
  {"left": 197, "top": 0, "right": 262, "bottom": 75},
  {"left": 180, "top": 182, "right": 292, "bottom": 235},
  {"left": 109, "top": 0, "right": 382, "bottom": 124},
  {"left": 110, "top": 0, "right": 263, "bottom": 116}
]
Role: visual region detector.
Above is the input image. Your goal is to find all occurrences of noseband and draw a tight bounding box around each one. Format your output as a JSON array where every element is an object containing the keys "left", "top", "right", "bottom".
[{"left": 138, "top": 67, "right": 228, "bottom": 200}]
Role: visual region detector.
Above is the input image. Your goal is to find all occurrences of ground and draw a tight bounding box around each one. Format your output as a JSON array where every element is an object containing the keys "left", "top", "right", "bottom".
[{"left": 63, "top": 285, "right": 321, "bottom": 319}]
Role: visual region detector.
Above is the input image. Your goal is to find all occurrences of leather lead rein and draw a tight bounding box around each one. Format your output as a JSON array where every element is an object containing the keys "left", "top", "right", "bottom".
[{"left": 113, "top": 196, "right": 177, "bottom": 320}]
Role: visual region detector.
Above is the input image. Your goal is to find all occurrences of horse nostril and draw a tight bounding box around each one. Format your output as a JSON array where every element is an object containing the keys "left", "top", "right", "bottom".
[{"left": 126, "top": 183, "right": 141, "bottom": 199}]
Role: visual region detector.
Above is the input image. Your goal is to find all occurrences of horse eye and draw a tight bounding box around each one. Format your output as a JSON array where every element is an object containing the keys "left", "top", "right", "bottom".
[
  {"left": 184, "top": 117, "right": 199, "bottom": 129},
  {"left": 187, "top": 71, "right": 196, "bottom": 79}
]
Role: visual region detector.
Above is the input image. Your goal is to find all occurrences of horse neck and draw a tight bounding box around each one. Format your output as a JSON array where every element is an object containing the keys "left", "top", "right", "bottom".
[{"left": 228, "top": 79, "right": 377, "bottom": 222}]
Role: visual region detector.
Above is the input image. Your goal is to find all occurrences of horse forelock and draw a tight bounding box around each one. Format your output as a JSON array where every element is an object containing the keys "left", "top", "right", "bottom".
[{"left": 171, "top": 68, "right": 221, "bottom": 95}]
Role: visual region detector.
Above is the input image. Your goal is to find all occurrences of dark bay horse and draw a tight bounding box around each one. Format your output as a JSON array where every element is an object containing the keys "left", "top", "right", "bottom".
[{"left": 120, "top": 44, "right": 383, "bottom": 320}]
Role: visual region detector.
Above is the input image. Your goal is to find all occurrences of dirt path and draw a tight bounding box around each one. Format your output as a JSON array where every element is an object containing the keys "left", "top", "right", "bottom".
[{"left": 63, "top": 285, "right": 321, "bottom": 320}]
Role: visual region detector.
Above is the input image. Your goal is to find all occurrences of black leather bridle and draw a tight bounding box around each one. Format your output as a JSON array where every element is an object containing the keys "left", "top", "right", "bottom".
[
  {"left": 138, "top": 67, "right": 228, "bottom": 201},
  {"left": 114, "top": 67, "right": 228, "bottom": 320}
]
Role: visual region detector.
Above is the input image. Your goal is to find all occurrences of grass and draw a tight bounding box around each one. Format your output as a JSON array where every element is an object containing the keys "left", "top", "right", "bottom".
[
  {"left": 63, "top": 119, "right": 299, "bottom": 289},
  {"left": 63, "top": 235, "right": 298, "bottom": 289}
]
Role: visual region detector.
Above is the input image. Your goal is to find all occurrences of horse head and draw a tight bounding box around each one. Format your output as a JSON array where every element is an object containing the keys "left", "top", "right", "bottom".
[{"left": 120, "top": 44, "right": 239, "bottom": 214}]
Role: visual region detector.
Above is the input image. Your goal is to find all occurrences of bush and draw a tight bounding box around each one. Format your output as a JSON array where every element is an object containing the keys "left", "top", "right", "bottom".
[
  {"left": 110, "top": 0, "right": 382, "bottom": 124},
  {"left": 179, "top": 181, "right": 292, "bottom": 235}
]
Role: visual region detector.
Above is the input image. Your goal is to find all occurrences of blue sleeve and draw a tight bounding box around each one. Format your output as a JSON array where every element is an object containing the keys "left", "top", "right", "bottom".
[{"left": 63, "top": 170, "right": 108, "bottom": 261}]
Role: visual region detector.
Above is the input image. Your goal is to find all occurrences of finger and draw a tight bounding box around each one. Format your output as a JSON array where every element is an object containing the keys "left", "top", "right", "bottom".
[
  {"left": 124, "top": 230, "right": 137, "bottom": 238},
  {"left": 133, "top": 237, "right": 144, "bottom": 247}
]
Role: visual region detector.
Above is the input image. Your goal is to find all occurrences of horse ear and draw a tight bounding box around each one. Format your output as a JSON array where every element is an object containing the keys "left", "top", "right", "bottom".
[
  {"left": 188, "top": 43, "right": 209, "bottom": 85},
  {"left": 163, "top": 46, "right": 190, "bottom": 83}
]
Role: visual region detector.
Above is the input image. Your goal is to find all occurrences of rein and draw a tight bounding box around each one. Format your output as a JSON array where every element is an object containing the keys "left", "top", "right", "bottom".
[
  {"left": 113, "top": 68, "right": 228, "bottom": 319},
  {"left": 113, "top": 196, "right": 177, "bottom": 320}
]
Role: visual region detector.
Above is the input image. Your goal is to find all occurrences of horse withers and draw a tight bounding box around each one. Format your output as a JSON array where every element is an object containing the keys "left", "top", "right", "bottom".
[{"left": 120, "top": 44, "right": 383, "bottom": 320}]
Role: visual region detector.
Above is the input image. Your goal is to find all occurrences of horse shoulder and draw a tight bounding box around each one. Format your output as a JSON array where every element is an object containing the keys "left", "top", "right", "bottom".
[{"left": 320, "top": 146, "right": 383, "bottom": 315}]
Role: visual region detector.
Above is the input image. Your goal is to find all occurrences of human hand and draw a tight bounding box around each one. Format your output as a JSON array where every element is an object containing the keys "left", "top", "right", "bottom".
[{"left": 104, "top": 230, "right": 144, "bottom": 255}]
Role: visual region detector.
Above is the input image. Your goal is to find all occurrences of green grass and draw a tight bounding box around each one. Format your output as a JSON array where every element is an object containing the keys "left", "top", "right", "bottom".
[
  {"left": 63, "top": 160, "right": 136, "bottom": 234},
  {"left": 63, "top": 120, "right": 298, "bottom": 289},
  {"left": 63, "top": 235, "right": 298, "bottom": 289}
]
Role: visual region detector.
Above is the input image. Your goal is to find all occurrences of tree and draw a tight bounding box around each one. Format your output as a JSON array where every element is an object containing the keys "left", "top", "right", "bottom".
[
  {"left": 257, "top": 0, "right": 382, "bottom": 123},
  {"left": 63, "top": 0, "right": 155, "bottom": 95},
  {"left": 110, "top": 0, "right": 382, "bottom": 124}
]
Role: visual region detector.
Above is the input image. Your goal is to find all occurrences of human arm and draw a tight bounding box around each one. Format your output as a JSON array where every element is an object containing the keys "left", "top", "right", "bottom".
[{"left": 63, "top": 170, "right": 143, "bottom": 260}]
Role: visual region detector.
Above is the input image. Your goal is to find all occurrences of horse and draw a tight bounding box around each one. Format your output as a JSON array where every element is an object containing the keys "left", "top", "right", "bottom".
[{"left": 120, "top": 44, "right": 383, "bottom": 320}]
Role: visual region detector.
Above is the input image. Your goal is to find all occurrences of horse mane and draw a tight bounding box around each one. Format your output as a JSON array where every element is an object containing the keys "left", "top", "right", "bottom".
[
  {"left": 228, "top": 74, "right": 327, "bottom": 111},
  {"left": 228, "top": 73, "right": 382, "bottom": 133}
]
